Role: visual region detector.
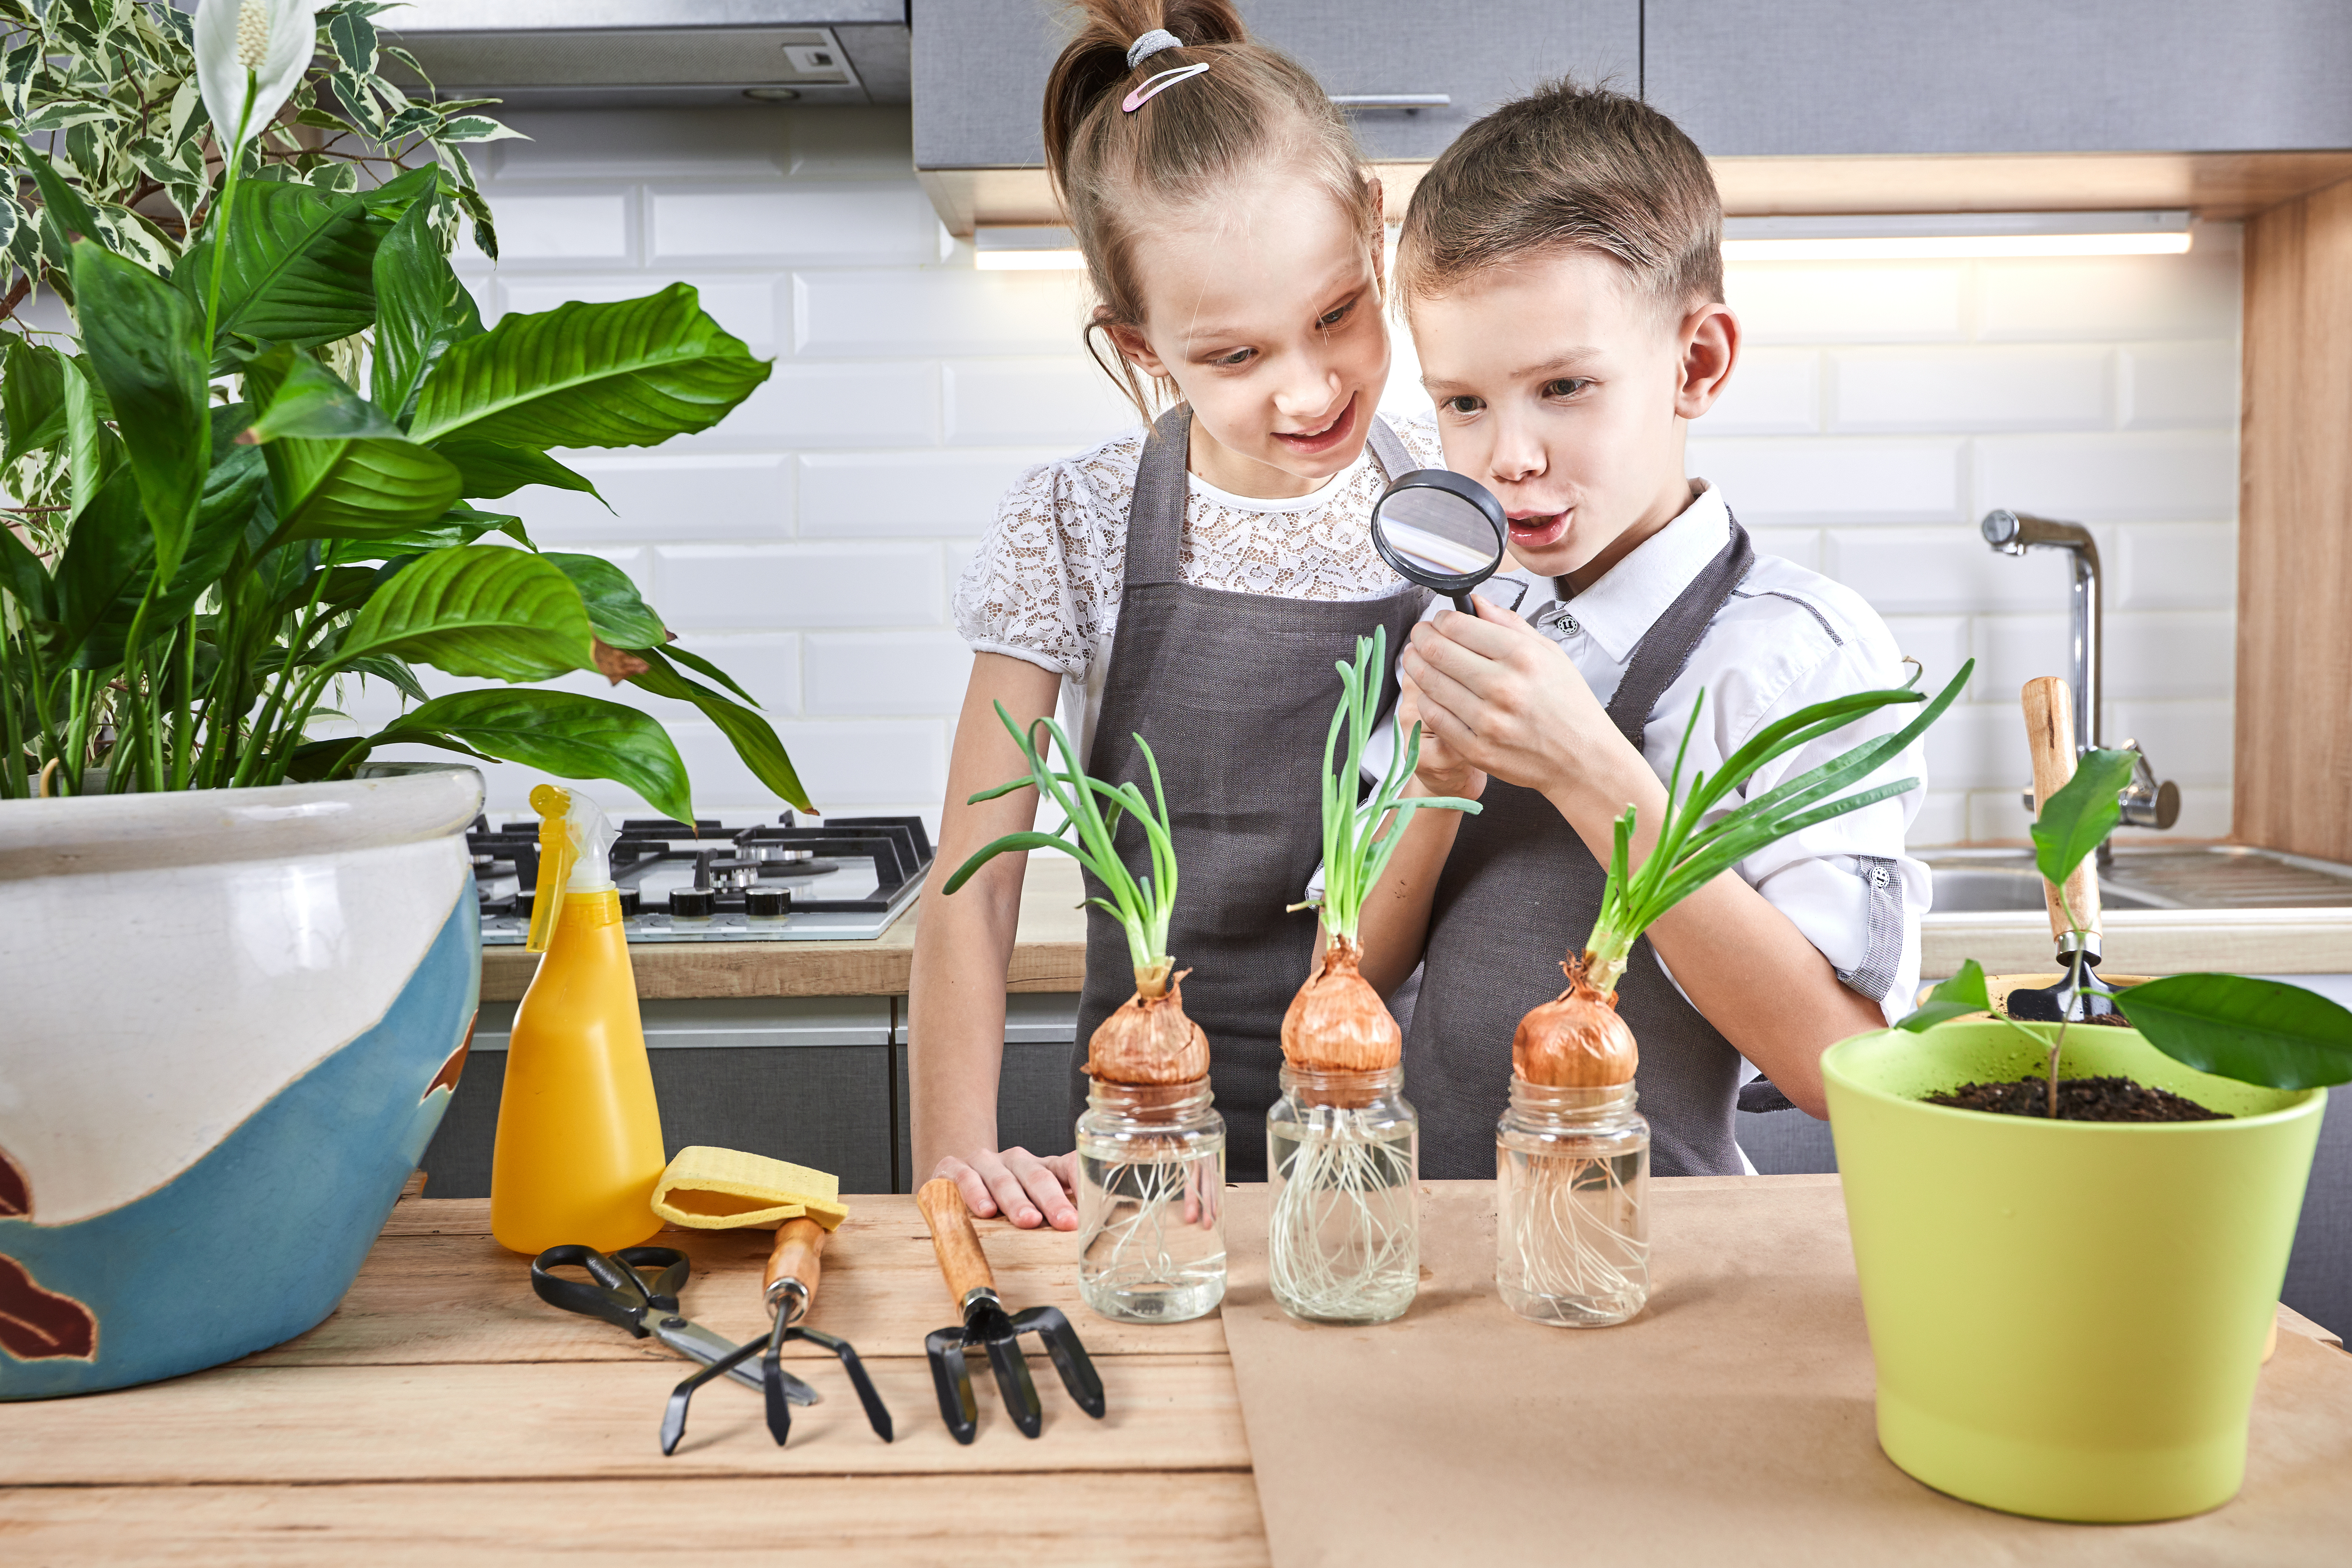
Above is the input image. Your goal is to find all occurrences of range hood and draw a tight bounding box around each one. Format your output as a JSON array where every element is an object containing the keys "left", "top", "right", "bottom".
[{"left": 378, "top": 2, "right": 910, "bottom": 109}]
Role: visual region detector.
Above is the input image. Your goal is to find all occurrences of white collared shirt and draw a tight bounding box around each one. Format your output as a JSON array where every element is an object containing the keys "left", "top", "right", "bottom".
[{"left": 1380, "top": 480, "right": 1932, "bottom": 1027}]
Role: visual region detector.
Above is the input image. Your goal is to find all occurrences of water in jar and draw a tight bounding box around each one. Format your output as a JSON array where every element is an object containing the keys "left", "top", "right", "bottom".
[
  {"left": 1496, "top": 1141, "right": 1648, "bottom": 1326},
  {"left": 1267, "top": 1113, "right": 1418, "bottom": 1324},
  {"left": 1076, "top": 1136, "right": 1226, "bottom": 1322}
]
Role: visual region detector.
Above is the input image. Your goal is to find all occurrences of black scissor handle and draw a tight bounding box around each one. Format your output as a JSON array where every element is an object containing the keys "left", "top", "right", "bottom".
[{"left": 531, "top": 1244, "right": 690, "bottom": 1334}]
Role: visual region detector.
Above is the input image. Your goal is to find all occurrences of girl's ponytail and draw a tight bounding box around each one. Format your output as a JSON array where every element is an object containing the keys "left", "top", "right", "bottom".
[{"left": 1038, "top": 1, "right": 1379, "bottom": 418}]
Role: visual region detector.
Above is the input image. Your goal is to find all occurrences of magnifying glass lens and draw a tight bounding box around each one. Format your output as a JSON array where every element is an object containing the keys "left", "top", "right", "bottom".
[{"left": 1374, "top": 488, "right": 1504, "bottom": 578}]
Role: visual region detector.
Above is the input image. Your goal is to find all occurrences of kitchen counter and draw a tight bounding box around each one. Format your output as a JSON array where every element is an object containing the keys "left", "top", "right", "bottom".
[
  {"left": 6, "top": 1176, "right": 2343, "bottom": 1562},
  {"left": 482, "top": 854, "right": 2352, "bottom": 1002}
]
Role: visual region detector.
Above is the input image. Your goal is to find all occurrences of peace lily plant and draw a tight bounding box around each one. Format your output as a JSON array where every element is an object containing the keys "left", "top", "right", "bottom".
[{"left": 0, "top": 0, "right": 806, "bottom": 816}]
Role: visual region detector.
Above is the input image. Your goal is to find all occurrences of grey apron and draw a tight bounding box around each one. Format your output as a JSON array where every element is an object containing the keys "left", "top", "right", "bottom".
[
  {"left": 1405, "top": 520, "right": 1758, "bottom": 1178},
  {"left": 1073, "top": 404, "right": 1428, "bottom": 1181}
]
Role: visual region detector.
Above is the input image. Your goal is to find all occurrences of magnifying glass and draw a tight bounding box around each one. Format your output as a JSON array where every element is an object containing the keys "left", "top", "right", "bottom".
[{"left": 1369, "top": 469, "right": 1509, "bottom": 613}]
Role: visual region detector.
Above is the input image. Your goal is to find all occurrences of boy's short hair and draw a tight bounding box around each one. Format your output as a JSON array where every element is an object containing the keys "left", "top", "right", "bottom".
[{"left": 1396, "top": 79, "right": 1723, "bottom": 315}]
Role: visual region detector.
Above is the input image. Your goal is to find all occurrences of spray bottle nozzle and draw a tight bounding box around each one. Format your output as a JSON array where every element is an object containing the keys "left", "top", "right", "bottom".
[{"left": 525, "top": 784, "right": 619, "bottom": 953}]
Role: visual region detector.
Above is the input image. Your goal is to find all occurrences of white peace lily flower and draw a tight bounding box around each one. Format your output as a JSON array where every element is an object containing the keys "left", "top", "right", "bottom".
[{"left": 193, "top": 0, "right": 325, "bottom": 155}]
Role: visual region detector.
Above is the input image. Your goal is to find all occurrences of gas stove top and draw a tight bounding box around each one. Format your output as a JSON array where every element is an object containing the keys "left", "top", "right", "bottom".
[{"left": 467, "top": 813, "right": 931, "bottom": 944}]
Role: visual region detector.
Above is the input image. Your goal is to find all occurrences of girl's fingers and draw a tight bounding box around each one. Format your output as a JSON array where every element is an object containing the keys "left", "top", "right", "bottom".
[
  {"left": 939, "top": 1154, "right": 999, "bottom": 1219},
  {"left": 1007, "top": 1147, "right": 1079, "bottom": 1231},
  {"left": 1402, "top": 642, "right": 1483, "bottom": 725}
]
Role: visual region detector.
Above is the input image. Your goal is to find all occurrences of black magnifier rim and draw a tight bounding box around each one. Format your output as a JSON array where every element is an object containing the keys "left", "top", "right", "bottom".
[{"left": 1368, "top": 468, "right": 1509, "bottom": 593}]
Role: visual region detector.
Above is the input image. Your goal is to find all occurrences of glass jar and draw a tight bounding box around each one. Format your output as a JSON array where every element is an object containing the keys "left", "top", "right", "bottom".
[
  {"left": 1495, "top": 1078, "right": 1650, "bottom": 1327},
  {"left": 1075, "top": 1076, "right": 1226, "bottom": 1322},
  {"left": 1266, "top": 1064, "right": 1420, "bottom": 1324}
]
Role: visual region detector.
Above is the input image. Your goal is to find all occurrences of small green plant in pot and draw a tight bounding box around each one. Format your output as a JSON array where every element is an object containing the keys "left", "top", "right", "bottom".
[{"left": 1824, "top": 742, "right": 2352, "bottom": 1522}]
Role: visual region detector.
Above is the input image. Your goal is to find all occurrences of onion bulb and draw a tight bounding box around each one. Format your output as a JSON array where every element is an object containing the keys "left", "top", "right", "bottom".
[
  {"left": 1281, "top": 935, "right": 1400, "bottom": 1072},
  {"left": 1089, "top": 961, "right": 1210, "bottom": 1084},
  {"left": 1514, "top": 953, "right": 1638, "bottom": 1088}
]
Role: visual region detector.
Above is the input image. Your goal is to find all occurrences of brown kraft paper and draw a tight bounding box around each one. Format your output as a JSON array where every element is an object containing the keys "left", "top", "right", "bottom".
[{"left": 1218, "top": 1176, "right": 2352, "bottom": 1567}]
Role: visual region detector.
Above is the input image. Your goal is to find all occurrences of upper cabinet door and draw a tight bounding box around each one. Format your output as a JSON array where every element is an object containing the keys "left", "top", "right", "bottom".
[
  {"left": 914, "top": 0, "right": 1638, "bottom": 170},
  {"left": 1646, "top": 0, "right": 2352, "bottom": 157}
]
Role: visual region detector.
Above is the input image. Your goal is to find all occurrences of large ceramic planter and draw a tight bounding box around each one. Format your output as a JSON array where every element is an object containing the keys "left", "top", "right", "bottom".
[
  {"left": 0, "top": 769, "right": 482, "bottom": 1397},
  {"left": 1823, "top": 1020, "right": 2325, "bottom": 1522}
]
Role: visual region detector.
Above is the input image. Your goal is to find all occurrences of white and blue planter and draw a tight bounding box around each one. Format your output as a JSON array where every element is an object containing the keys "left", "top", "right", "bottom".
[{"left": 0, "top": 767, "right": 483, "bottom": 1397}]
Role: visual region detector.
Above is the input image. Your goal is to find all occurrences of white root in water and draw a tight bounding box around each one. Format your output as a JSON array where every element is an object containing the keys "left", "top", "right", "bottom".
[{"left": 1267, "top": 1102, "right": 1417, "bottom": 1320}]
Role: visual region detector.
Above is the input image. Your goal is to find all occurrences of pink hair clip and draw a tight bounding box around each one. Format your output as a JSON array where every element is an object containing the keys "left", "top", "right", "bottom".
[{"left": 1122, "top": 62, "right": 1210, "bottom": 113}]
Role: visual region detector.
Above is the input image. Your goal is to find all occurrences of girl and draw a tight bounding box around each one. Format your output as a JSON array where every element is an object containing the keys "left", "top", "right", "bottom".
[{"left": 909, "top": 0, "right": 1442, "bottom": 1226}]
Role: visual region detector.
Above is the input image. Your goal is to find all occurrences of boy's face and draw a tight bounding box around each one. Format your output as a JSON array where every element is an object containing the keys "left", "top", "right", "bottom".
[{"left": 1410, "top": 249, "right": 1736, "bottom": 585}]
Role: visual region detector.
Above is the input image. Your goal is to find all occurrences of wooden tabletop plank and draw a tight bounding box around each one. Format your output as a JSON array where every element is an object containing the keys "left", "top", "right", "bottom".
[
  {"left": 0, "top": 1474, "right": 1272, "bottom": 1567},
  {"left": 1, "top": 1356, "right": 1248, "bottom": 1485},
  {"left": 262, "top": 1197, "right": 1226, "bottom": 1366}
]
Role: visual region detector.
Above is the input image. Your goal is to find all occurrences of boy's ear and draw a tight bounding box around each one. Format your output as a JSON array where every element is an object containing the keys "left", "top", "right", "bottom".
[{"left": 1674, "top": 301, "right": 1740, "bottom": 421}]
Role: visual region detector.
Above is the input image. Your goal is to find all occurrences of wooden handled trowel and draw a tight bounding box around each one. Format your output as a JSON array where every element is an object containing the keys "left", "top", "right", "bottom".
[
  {"left": 917, "top": 1178, "right": 1105, "bottom": 1444},
  {"left": 2005, "top": 676, "right": 2124, "bottom": 1024}
]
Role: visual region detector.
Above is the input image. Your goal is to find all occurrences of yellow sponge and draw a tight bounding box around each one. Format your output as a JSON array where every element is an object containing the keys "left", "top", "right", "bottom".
[{"left": 650, "top": 1146, "right": 848, "bottom": 1231}]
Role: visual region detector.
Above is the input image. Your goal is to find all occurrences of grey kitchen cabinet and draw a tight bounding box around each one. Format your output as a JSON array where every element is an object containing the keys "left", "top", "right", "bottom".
[
  {"left": 420, "top": 998, "right": 898, "bottom": 1198},
  {"left": 913, "top": 0, "right": 1638, "bottom": 170},
  {"left": 1645, "top": 0, "right": 2352, "bottom": 157}
]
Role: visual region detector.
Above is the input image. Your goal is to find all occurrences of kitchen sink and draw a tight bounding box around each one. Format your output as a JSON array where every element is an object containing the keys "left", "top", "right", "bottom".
[{"left": 1923, "top": 846, "right": 2352, "bottom": 913}]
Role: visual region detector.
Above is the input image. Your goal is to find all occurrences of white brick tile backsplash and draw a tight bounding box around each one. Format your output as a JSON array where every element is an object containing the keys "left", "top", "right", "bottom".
[
  {"left": 491, "top": 108, "right": 786, "bottom": 180},
  {"left": 2107, "top": 699, "right": 2234, "bottom": 786},
  {"left": 1974, "top": 432, "right": 2236, "bottom": 522},
  {"left": 654, "top": 543, "right": 943, "bottom": 629},
  {"left": 1825, "top": 526, "right": 2076, "bottom": 613},
  {"left": 1726, "top": 263, "right": 1966, "bottom": 342},
  {"left": 1699, "top": 348, "right": 1820, "bottom": 434},
  {"left": 461, "top": 108, "right": 2245, "bottom": 846},
  {"left": 1974, "top": 252, "right": 2240, "bottom": 341},
  {"left": 1689, "top": 437, "right": 1963, "bottom": 523},
  {"left": 2116, "top": 522, "right": 2238, "bottom": 610},
  {"left": 453, "top": 190, "right": 634, "bottom": 264},
  {"left": 2121, "top": 341, "right": 2240, "bottom": 429},
  {"left": 733, "top": 362, "right": 940, "bottom": 446},
  {"left": 797, "top": 449, "right": 1071, "bottom": 537},
  {"left": 652, "top": 186, "right": 938, "bottom": 266},
  {"left": 1830, "top": 346, "right": 2110, "bottom": 433},
  {"left": 494, "top": 274, "right": 781, "bottom": 354},
  {"left": 944, "top": 360, "right": 1142, "bottom": 446},
  {"left": 794, "top": 270, "right": 1090, "bottom": 356},
  {"left": 804, "top": 630, "right": 973, "bottom": 716},
  {"left": 521, "top": 453, "right": 790, "bottom": 544}
]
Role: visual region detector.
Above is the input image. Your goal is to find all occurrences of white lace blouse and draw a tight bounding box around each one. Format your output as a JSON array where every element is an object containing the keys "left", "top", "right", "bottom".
[{"left": 953, "top": 414, "right": 1447, "bottom": 755}]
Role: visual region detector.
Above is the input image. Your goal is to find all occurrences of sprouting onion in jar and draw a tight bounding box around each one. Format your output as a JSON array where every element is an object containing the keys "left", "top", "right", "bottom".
[
  {"left": 1285, "top": 623, "right": 1484, "bottom": 1071},
  {"left": 1497, "top": 657, "right": 1972, "bottom": 1327},
  {"left": 944, "top": 703, "right": 1205, "bottom": 1084}
]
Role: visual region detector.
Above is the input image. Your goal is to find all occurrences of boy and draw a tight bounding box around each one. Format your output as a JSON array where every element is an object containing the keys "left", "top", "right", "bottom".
[{"left": 1356, "top": 80, "right": 1933, "bottom": 1177}]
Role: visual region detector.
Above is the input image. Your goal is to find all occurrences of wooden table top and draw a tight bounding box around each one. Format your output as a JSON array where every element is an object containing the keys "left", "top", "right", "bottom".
[{"left": 5, "top": 1177, "right": 2338, "bottom": 1564}]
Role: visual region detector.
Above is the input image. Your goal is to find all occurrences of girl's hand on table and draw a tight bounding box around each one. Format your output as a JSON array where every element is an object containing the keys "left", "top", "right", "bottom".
[{"left": 932, "top": 1147, "right": 1079, "bottom": 1231}]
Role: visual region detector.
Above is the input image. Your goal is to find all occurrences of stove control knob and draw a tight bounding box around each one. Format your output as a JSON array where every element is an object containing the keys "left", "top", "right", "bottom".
[
  {"left": 668, "top": 888, "right": 715, "bottom": 920},
  {"left": 744, "top": 887, "right": 792, "bottom": 920},
  {"left": 616, "top": 888, "right": 641, "bottom": 917}
]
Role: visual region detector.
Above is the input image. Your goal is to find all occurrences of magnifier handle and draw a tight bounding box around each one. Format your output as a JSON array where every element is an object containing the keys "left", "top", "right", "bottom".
[{"left": 1450, "top": 592, "right": 1478, "bottom": 615}]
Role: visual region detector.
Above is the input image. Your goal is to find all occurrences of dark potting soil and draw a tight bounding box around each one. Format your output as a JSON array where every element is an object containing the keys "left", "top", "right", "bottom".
[{"left": 1925, "top": 1075, "right": 2228, "bottom": 1122}]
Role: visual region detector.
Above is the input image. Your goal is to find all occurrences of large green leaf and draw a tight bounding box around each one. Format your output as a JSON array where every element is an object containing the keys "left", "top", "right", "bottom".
[
  {"left": 2117, "top": 974, "right": 2352, "bottom": 1090},
  {"left": 374, "top": 687, "right": 695, "bottom": 823},
  {"left": 51, "top": 463, "right": 151, "bottom": 669},
  {"left": 324, "top": 506, "right": 531, "bottom": 563},
  {"left": 0, "top": 335, "right": 68, "bottom": 466},
  {"left": 1896, "top": 959, "right": 1994, "bottom": 1032},
  {"left": 336, "top": 543, "right": 596, "bottom": 682},
  {"left": 434, "top": 438, "right": 604, "bottom": 503},
  {"left": 2030, "top": 747, "right": 2139, "bottom": 901},
  {"left": 71, "top": 238, "right": 209, "bottom": 579},
  {"left": 239, "top": 345, "right": 401, "bottom": 442},
  {"left": 409, "top": 282, "right": 772, "bottom": 450},
  {"left": 176, "top": 179, "right": 380, "bottom": 359},
  {"left": 547, "top": 552, "right": 665, "bottom": 648},
  {"left": 370, "top": 194, "right": 483, "bottom": 425},
  {"left": 628, "top": 647, "right": 812, "bottom": 813},
  {"left": 244, "top": 345, "right": 464, "bottom": 544},
  {"left": 0, "top": 511, "right": 55, "bottom": 621}
]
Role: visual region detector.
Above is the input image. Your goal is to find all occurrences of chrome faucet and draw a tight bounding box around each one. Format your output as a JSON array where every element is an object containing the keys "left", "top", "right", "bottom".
[{"left": 1981, "top": 510, "right": 2179, "bottom": 842}]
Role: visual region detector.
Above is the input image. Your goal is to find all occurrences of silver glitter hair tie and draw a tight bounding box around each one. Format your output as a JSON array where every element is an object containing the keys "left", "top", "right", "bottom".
[{"left": 1126, "top": 29, "right": 1182, "bottom": 68}]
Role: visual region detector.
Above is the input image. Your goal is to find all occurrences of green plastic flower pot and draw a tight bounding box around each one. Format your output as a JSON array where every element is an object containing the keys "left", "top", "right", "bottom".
[{"left": 1822, "top": 1020, "right": 2325, "bottom": 1522}]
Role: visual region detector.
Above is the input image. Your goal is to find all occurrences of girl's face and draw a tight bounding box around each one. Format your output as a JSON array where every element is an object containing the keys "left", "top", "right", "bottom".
[{"left": 1112, "top": 165, "right": 1388, "bottom": 499}]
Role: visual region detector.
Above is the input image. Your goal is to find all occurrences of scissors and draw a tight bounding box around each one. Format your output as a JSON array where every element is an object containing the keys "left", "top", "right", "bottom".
[{"left": 529, "top": 1243, "right": 819, "bottom": 1407}]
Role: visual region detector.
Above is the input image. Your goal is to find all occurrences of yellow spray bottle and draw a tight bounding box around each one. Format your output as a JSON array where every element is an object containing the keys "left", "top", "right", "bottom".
[{"left": 490, "top": 785, "right": 667, "bottom": 1255}]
